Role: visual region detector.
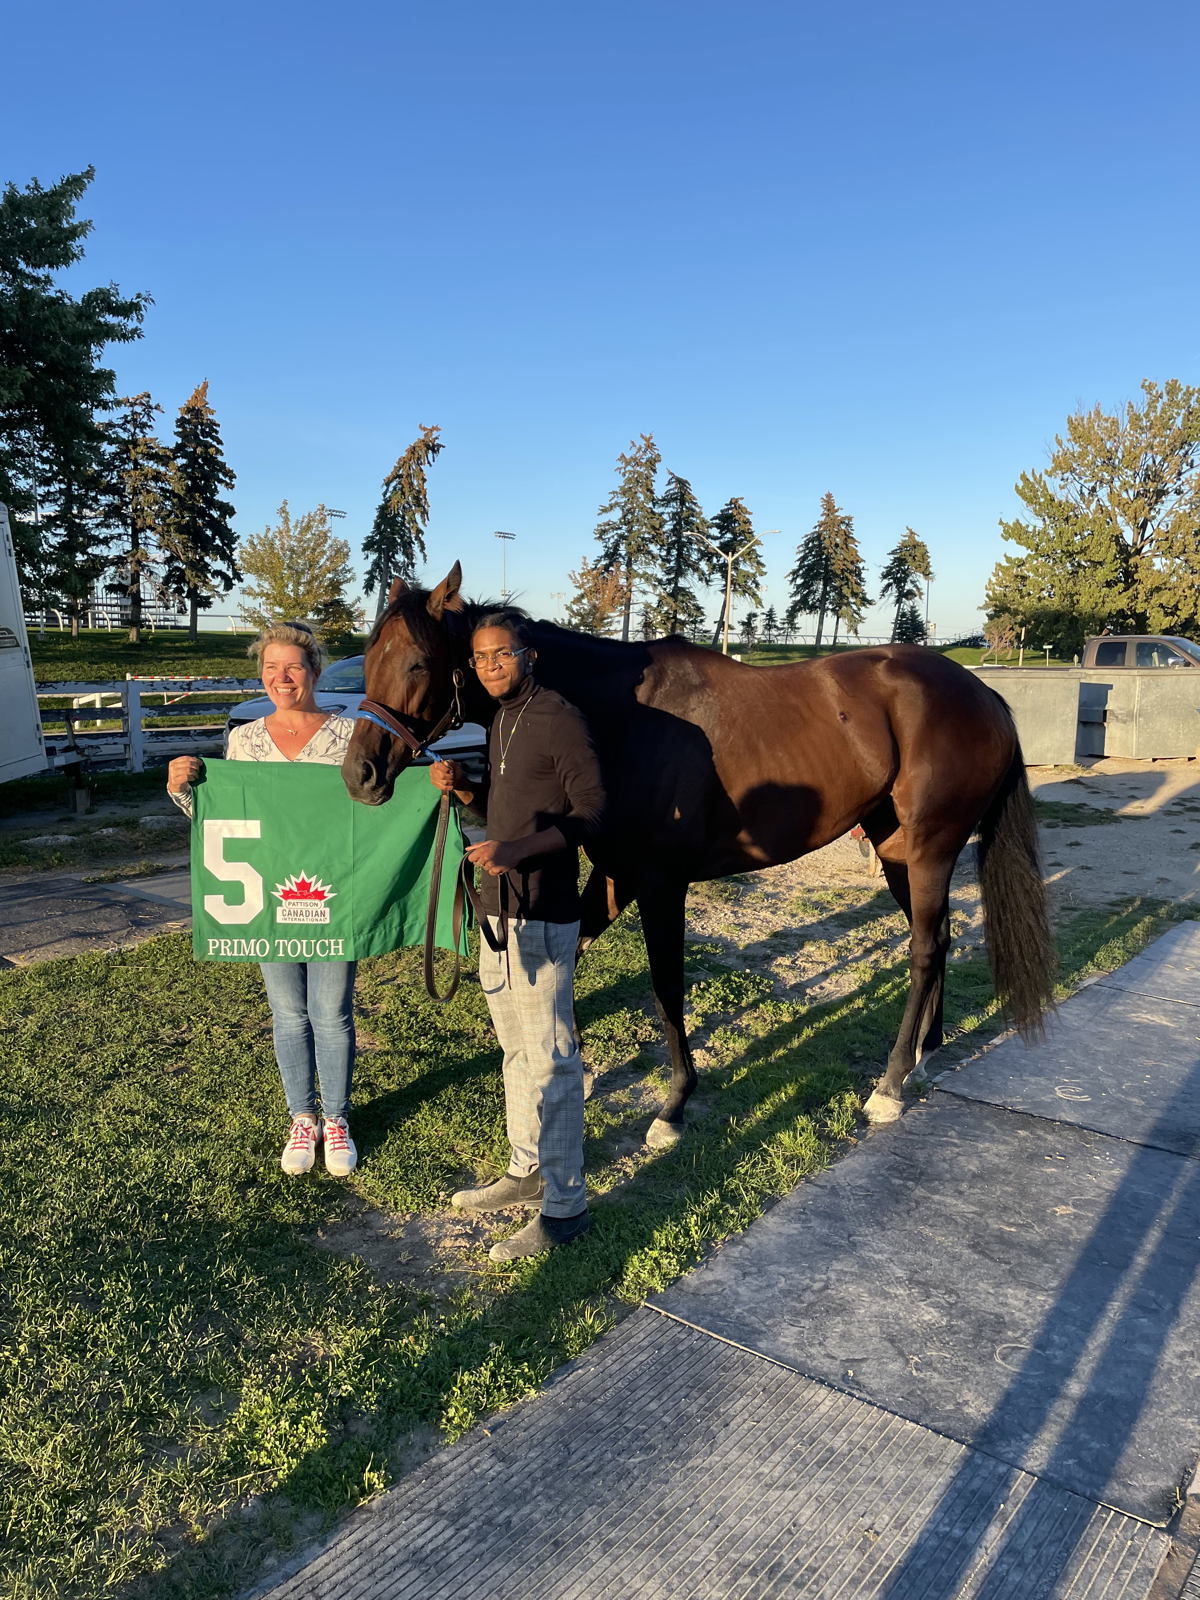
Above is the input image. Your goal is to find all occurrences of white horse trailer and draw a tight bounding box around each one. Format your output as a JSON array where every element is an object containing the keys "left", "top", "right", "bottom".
[{"left": 0, "top": 503, "right": 50, "bottom": 782}]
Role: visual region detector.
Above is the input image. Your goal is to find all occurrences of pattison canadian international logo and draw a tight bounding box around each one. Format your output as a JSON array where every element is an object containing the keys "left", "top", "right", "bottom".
[{"left": 272, "top": 873, "right": 337, "bottom": 924}]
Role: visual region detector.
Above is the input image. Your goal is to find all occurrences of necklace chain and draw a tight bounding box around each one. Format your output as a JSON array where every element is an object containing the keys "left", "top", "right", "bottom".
[
  {"left": 497, "top": 693, "right": 534, "bottom": 775},
  {"left": 277, "top": 712, "right": 326, "bottom": 736}
]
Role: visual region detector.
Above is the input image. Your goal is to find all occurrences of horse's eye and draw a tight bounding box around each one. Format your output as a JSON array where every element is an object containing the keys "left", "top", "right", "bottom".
[{"left": 409, "top": 661, "right": 429, "bottom": 675}]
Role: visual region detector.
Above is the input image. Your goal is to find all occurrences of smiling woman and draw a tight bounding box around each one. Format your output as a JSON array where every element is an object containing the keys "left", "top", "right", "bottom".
[
  {"left": 224, "top": 652, "right": 367, "bottom": 742},
  {"left": 166, "top": 621, "right": 362, "bottom": 1179}
]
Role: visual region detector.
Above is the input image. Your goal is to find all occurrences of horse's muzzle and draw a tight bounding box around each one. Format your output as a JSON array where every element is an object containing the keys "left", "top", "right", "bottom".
[{"left": 342, "top": 754, "right": 394, "bottom": 805}]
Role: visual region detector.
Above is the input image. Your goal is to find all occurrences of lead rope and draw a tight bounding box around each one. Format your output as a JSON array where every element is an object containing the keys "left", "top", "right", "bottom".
[{"left": 423, "top": 790, "right": 508, "bottom": 1003}]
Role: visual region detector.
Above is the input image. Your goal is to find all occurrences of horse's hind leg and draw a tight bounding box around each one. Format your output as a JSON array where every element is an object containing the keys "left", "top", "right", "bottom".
[
  {"left": 863, "top": 849, "right": 954, "bottom": 1125},
  {"left": 636, "top": 875, "right": 697, "bottom": 1150},
  {"left": 864, "top": 804, "right": 947, "bottom": 1065}
]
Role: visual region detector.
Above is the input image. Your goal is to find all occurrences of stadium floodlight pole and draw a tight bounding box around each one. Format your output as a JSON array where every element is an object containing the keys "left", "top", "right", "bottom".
[
  {"left": 327, "top": 508, "right": 346, "bottom": 518},
  {"left": 494, "top": 530, "right": 517, "bottom": 601},
  {"left": 690, "top": 528, "right": 778, "bottom": 655}
]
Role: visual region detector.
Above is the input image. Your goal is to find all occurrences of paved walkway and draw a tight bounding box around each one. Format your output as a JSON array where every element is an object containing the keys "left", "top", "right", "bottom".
[
  {"left": 246, "top": 922, "right": 1200, "bottom": 1600},
  {"left": 0, "top": 865, "right": 190, "bottom": 966}
]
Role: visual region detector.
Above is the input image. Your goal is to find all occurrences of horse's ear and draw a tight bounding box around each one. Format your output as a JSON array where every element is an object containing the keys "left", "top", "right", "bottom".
[
  {"left": 387, "top": 576, "right": 407, "bottom": 607},
  {"left": 427, "top": 561, "right": 464, "bottom": 619}
]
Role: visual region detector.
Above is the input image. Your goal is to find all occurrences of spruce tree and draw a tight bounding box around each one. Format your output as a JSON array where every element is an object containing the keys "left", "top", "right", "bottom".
[
  {"left": 708, "top": 497, "right": 765, "bottom": 647},
  {"left": 362, "top": 425, "right": 443, "bottom": 613},
  {"left": 104, "top": 393, "right": 173, "bottom": 643},
  {"left": 39, "top": 433, "right": 112, "bottom": 637},
  {"left": 894, "top": 601, "right": 928, "bottom": 643},
  {"left": 787, "top": 492, "right": 855, "bottom": 647},
  {"left": 594, "top": 434, "right": 664, "bottom": 641},
  {"left": 649, "top": 470, "right": 709, "bottom": 636},
  {"left": 0, "top": 168, "right": 148, "bottom": 590},
  {"left": 161, "top": 381, "right": 239, "bottom": 638},
  {"left": 878, "top": 527, "right": 933, "bottom": 641},
  {"left": 761, "top": 604, "right": 779, "bottom": 643},
  {"left": 828, "top": 515, "right": 870, "bottom": 646}
]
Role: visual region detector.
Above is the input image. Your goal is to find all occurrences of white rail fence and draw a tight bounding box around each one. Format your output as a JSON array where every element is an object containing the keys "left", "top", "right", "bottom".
[{"left": 37, "top": 676, "right": 259, "bottom": 772}]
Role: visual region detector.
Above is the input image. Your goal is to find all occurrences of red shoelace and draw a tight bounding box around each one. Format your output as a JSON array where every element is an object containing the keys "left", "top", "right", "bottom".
[
  {"left": 286, "top": 1119, "right": 319, "bottom": 1151},
  {"left": 324, "top": 1119, "right": 351, "bottom": 1153}
]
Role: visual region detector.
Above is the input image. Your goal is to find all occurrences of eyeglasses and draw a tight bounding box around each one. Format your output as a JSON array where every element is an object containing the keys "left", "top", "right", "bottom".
[{"left": 468, "top": 647, "right": 530, "bottom": 668}]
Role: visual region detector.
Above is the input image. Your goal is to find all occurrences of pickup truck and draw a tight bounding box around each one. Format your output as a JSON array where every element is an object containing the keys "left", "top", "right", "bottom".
[{"left": 1081, "top": 634, "right": 1200, "bottom": 668}]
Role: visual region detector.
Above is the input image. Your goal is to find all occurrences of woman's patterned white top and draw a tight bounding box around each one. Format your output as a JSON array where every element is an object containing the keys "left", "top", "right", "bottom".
[{"left": 169, "top": 715, "right": 356, "bottom": 817}]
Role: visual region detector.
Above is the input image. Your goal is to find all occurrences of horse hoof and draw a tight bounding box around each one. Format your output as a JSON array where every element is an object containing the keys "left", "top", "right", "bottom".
[
  {"left": 863, "top": 1090, "right": 904, "bottom": 1125},
  {"left": 646, "top": 1118, "right": 684, "bottom": 1150},
  {"left": 906, "top": 1062, "right": 928, "bottom": 1086}
]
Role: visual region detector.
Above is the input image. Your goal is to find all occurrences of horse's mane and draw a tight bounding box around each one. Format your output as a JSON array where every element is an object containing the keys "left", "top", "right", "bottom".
[
  {"left": 365, "top": 587, "right": 504, "bottom": 653},
  {"left": 368, "top": 587, "right": 688, "bottom": 662}
]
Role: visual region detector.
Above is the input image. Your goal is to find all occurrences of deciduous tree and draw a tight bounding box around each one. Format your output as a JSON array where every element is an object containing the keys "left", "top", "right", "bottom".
[
  {"left": 563, "top": 556, "right": 627, "bottom": 636},
  {"left": 239, "top": 502, "right": 364, "bottom": 644},
  {"left": 594, "top": 434, "right": 664, "bottom": 640},
  {"left": 986, "top": 380, "right": 1200, "bottom": 654},
  {"left": 362, "top": 424, "right": 443, "bottom": 613},
  {"left": 161, "top": 381, "right": 238, "bottom": 639},
  {"left": 878, "top": 528, "right": 933, "bottom": 642}
]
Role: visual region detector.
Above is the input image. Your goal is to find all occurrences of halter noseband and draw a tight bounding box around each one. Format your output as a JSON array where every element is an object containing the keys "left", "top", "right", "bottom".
[{"left": 356, "top": 667, "right": 466, "bottom": 760}]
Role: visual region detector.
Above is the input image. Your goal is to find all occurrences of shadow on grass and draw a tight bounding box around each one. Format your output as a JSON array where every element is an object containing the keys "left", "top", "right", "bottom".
[{"left": 124, "top": 893, "right": 1193, "bottom": 1600}]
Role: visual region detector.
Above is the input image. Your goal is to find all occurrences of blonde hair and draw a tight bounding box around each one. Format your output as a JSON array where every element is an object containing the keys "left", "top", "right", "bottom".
[{"left": 249, "top": 621, "right": 323, "bottom": 677}]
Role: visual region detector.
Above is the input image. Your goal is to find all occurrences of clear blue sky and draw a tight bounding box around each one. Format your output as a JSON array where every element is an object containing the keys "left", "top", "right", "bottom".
[{"left": 7, "top": 0, "right": 1198, "bottom": 636}]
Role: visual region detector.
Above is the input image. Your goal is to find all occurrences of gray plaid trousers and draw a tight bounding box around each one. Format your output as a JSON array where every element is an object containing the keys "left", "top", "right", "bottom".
[{"left": 479, "top": 917, "right": 586, "bottom": 1218}]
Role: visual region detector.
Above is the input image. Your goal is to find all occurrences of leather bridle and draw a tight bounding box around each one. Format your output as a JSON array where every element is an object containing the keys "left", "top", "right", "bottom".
[{"left": 355, "top": 666, "right": 467, "bottom": 761}]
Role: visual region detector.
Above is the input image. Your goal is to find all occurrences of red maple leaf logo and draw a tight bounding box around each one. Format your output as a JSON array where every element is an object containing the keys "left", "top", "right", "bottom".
[{"left": 274, "top": 873, "right": 335, "bottom": 902}]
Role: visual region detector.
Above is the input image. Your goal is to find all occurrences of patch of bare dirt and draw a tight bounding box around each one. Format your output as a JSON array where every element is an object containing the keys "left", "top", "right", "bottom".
[
  {"left": 1032, "top": 757, "right": 1200, "bottom": 912},
  {"left": 314, "top": 1199, "right": 499, "bottom": 1295}
]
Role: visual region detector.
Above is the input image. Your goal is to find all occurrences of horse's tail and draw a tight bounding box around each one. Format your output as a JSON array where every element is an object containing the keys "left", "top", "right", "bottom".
[{"left": 977, "top": 740, "right": 1056, "bottom": 1038}]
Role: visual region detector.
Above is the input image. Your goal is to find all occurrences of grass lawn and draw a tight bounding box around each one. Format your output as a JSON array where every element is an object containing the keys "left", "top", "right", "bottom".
[
  {"left": 27, "top": 629, "right": 369, "bottom": 685},
  {"left": 0, "top": 890, "right": 1191, "bottom": 1600}
]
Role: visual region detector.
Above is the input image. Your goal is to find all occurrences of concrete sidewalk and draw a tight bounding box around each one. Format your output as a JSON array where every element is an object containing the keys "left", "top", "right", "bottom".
[{"left": 247, "top": 921, "right": 1200, "bottom": 1600}]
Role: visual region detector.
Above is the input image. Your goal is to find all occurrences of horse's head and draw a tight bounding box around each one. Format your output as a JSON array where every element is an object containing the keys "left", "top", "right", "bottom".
[{"left": 342, "top": 563, "right": 470, "bottom": 805}]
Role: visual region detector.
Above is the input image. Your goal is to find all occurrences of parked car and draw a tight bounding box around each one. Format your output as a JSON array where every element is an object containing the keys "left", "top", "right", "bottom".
[
  {"left": 224, "top": 654, "right": 487, "bottom": 768},
  {"left": 1081, "top": 635, "right": 1200, "bottom": 669}
]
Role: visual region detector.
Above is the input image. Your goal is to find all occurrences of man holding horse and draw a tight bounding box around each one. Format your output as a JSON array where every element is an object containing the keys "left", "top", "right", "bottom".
[{"left": 430, "top": 608, "right": 606, "bottom": 1262}]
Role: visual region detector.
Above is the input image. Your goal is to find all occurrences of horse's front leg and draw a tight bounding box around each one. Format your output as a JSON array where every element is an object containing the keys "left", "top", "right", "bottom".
[
  {"left": 636, "top": 876, "right": 697, "bottom": 1150},
  {"left": 576, "top": 865, "right": 627, "bottom": 953}
]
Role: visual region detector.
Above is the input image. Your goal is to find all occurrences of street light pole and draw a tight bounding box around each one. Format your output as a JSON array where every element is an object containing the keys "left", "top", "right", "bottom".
[
  {"left": 690, "top": 528, "right": 778, "bottom": 655},
  {"left": 494, "top": 531, "right": 517, "bottom": 601}
]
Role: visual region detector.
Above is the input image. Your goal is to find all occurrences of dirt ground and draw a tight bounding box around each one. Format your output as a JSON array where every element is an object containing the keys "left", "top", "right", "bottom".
[{"left": 682, "top": 756, "right": 1200, "bottom": 1010}]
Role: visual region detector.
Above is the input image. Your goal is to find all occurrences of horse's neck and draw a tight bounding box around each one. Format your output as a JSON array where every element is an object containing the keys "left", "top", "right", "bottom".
[{"left": 532, "top": 630, "right": 655, "bottom": 723}]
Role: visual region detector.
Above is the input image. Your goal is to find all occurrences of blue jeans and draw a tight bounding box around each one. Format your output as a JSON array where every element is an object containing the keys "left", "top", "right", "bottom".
[{"left": 258, "top": 961, "right": 357, "bottom": 1120}]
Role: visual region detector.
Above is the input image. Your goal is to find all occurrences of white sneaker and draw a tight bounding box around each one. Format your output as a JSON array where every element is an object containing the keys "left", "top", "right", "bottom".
[
  {"left": 281, "top": 1115, "right": 320, "bottom": 1174},
  {"left": 323, "top": 1116, "right": 357, "bottom": 1176}
]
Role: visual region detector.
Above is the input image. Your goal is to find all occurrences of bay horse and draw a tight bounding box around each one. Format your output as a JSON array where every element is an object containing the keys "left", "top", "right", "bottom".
[{"left": 343, "top": 564, "right": 1054, "bottom": 1147}]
